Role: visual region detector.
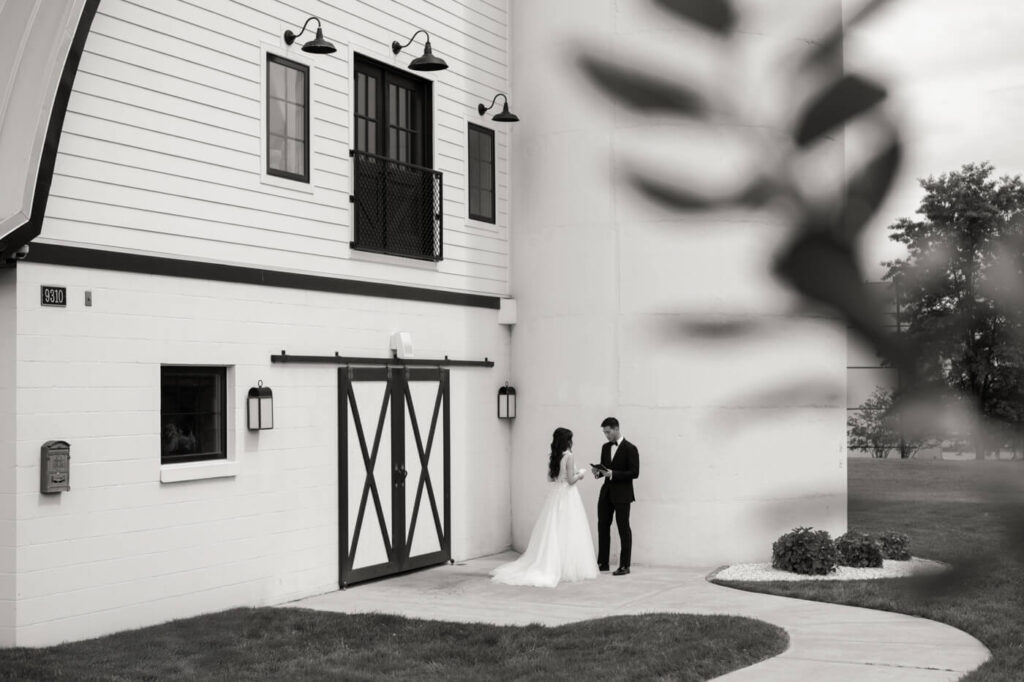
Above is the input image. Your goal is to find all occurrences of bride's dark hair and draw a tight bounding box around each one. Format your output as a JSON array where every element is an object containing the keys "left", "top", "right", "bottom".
[{"left": 548, "top": 427, "right": 573, "bottom": 480}]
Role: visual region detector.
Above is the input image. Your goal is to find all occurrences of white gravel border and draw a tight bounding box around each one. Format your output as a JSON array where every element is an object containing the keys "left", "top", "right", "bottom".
[{"left": 710, "top": 556, "right": 950, "bottom": 582}]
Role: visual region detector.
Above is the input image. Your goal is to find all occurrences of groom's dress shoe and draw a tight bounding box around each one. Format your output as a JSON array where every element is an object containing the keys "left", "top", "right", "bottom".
[
  {"left": 598, "top": 564, "right": 609, "bottom": 572},
  {"left": 613, "top": 567, "right": 630, "bottom": 576}
]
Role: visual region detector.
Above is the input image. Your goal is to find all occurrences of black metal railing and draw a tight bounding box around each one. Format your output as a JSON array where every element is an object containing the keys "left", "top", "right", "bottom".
[{"left": 350, "top": 150, "right": 443, "bottom": 262}]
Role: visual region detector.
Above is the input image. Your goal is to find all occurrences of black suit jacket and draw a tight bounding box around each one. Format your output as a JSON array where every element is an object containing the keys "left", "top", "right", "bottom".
[{"left": 600, "top": 439, "right": 639, "bottom": 504}]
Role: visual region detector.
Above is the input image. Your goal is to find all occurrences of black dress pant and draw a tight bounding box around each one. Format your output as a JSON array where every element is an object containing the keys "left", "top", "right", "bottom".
[{"left": 597, "top": 485, "right": 632, "bottom": 568}]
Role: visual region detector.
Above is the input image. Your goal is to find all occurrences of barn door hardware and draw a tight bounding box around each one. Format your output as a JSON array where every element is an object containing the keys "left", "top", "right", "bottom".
[{"left": 272, "top": 350, "right": 493, "bottom": 367}]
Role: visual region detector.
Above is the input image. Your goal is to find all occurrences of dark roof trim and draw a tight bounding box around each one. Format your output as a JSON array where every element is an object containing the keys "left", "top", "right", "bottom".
[
  {"left": 27, "top": 243, "right": 502, "bottom": 309},
  {"left": 1, "top": 0, "right": 100, "bottom": 261}
]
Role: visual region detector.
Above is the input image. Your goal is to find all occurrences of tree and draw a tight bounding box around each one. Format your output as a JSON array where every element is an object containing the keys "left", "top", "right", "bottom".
[
  {"left": 848, "top": 388, "right": 895, "bottom": 458},
  {"left": 848, "top": 387, "right": 927, "bottom": 459},
  {"left": 884, "top": 163, "right": 1024, "bottom": 458}
]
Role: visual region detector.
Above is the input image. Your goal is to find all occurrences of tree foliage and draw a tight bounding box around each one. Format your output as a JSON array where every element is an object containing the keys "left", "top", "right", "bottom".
[
  {"left": 847, "top": 387, "right": 895, "bottom": 458},
  {"left": 578, "top": 0, "right": 905, "bottom": 403},
  {"left": 848, "top": 387, "right": 928, "bottom": 459},
  {"left": 883, "top": 163, "right": 1024, "bottom": 457}
]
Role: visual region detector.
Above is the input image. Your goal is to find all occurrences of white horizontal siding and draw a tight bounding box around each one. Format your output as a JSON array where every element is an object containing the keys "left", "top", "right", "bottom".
[{"left": 41, "top": 0, "right": 511, "bottom": 296}]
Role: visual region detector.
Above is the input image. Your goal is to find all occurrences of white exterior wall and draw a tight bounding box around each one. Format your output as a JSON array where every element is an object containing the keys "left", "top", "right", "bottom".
[
  {"left": 2, "top": 0, "right": 516, "bottom": 646},
  {"left": 9, "top": 261, "right": 510, "bottom": 646},
  {"left": 42, "top": 0, "right": 509, "bottom": 295},
  {"left": 508, "top": 0, "right": 848, "bottom": 566},
  {"left": 0, "top": 272, "right": 15, "bottom": 646}
]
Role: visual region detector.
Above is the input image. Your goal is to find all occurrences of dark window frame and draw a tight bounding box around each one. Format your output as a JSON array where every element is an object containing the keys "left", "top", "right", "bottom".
[
  {"left": 353, "top": 54, "right": 433, "bottom": 168},
  {"left": 160, "top": 366, "right": 228, "bottom": 465},
  {"left": 351, "top": 53, "right": 441, "bottom": 261},
  {"left": 467, "top": 123, "right": 496, "bottom": 224},
  {"left": 266, "top": 53, "right": 310, "bottom": 183}
]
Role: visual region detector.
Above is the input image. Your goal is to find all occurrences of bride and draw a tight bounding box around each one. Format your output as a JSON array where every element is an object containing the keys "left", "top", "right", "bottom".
[{"left": 491, "top": 427, "right": 598, "bottom": 587}]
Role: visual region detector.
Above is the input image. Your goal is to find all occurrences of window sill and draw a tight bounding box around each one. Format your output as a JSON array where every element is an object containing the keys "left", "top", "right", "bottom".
[
  {"left": 259, "top": 172, "right": 315, "bottom": 195},
  {"left": 348, "top": 246, "right": 440, "bottom": 270},
  {"left": 466, "top": 220, "right": 499, "bottom": 235},
  {"left": 160, "top": 459, "right": 238, "bottom": 483}
]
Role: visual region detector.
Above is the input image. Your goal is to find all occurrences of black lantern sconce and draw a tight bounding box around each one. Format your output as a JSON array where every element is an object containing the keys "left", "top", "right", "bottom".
[
  {"left": 478, "top": 93, "right": 519, "bottom": 122},
  {"left": 392, "top": 29, "right": 448, "bottom": 71},
  {"left": 283, "top": 16, "right": 337, "bottom": 54},
  {"left": 497, "top": 382, "right": 516, "bottom": 419},
  {"left": 248, "top": 380, "right": 274, "bottom": 431}
]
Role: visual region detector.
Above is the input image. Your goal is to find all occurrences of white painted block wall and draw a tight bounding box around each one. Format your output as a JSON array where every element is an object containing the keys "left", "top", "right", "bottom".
[
  {"left": 0, "top": 272, "right": 16, "bottom": 646},
  {"left": 10, "top": 262, "right": 511, "bottom": 646},
  {"left": 508, "top": 0, "right": 848, "bottom": 566}
]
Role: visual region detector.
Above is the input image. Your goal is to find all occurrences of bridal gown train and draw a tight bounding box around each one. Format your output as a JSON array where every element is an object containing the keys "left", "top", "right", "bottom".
[{"left": 490, "top": 453, "right": 598, "bottom": 587}]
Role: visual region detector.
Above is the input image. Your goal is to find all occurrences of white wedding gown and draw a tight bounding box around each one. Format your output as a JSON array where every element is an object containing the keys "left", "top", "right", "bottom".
[{"left": 490, "top": 452, "right": 598, "bottom": 587}]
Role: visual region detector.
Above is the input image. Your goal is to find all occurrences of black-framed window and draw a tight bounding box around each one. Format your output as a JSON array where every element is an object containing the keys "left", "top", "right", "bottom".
[
  {"left": 161, "top": 366, "right": 227, "bottom": 464},
  {"left": 354, "top": 55, "right": 432, "bottom": 167},
  {"left": 267, "top": 53, "right": 309, "bottom": 182},
  {"left": 468, "top": 124, "right": 495, "bottom": 223},
  {"left": 351, "top": 54, "right": 441, "bottom": 261}
]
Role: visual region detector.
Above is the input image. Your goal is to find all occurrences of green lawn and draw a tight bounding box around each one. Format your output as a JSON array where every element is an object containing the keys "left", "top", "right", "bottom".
[
  {"left": 0, "top": 609, "right": 787, "bottom": 681},
  {"left": 715, "top": 458, "right": 1024, "bottom": 682}
]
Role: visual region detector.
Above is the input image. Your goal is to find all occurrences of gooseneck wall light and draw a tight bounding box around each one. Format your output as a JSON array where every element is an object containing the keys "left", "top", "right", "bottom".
[
  {"left": 284, "top": 16, "right": 337, "bottom": 54},
  {"left": 391, "top": 29, "right": 448, "bottom": 71},
  {"left": 478, "top": 93, "right": 519, "bottom": 122}
]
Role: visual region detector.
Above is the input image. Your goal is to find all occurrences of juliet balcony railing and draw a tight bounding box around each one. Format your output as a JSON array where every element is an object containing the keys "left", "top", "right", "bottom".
[{"left": 350, "top": 150, "right": 443, "bottom": 262}]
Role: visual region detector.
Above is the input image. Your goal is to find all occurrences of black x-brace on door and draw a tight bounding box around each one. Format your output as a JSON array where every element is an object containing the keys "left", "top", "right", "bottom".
[{"left": 338, "top": 366, "right": 450, "bottom": 587}]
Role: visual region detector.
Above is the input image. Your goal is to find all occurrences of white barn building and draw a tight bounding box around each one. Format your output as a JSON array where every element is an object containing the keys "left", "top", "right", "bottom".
[{"left": 1, "top": 0, "right": 846, "bottom": 646}]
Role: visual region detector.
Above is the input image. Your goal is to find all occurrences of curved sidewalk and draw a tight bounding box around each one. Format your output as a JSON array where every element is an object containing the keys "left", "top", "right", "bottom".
[{"left": 284, "top": 552, "right": 990, "bottom": 681}]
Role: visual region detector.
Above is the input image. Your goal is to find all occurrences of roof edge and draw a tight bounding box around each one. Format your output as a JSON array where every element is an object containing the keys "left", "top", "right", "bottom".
[{"left": 1, "top": 0, "right": 100, "bottom": 265}]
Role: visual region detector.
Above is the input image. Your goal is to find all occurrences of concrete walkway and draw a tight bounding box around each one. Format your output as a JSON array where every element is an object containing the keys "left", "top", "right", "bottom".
[{"left": 284, "top": 552, "right": 990, "bottom": 681}]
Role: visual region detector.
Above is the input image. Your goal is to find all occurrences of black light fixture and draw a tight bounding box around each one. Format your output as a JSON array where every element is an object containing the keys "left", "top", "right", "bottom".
[
  {"left": 248, "top": 381, "right": 274, "bottom": 430},
  {"left": 478, "top": 93, "right": 519, "bottom": 122},
  {"left": 497, "top": 382, "right": 516, "bottom": 419},
  {"left": 284, "top": 16, "right": 336, "bottom": 54},
  {"left": 392, "top": 29, "right": 448, "bottom": 71}
]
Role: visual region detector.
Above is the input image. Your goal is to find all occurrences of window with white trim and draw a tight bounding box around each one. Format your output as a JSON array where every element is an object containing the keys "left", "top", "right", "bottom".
[
  {"left": 267, "top": 53, "right": 310, "bottom": 182},
  {"left": 161, "top": 366, "right": 227, "bottom": 464},
  {"left": 468, "top": 123, "right": 495, "bottom": 223}
]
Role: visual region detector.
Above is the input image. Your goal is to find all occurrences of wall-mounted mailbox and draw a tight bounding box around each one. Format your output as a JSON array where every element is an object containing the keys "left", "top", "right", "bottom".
[{"left": 40, "top": 440, "right": 70, "bottom": 494}]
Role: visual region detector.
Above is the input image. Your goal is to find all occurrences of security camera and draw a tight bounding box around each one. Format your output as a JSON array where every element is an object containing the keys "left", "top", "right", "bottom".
[{"left": 13, "top": 244, "right": 29, "bottom": 260}]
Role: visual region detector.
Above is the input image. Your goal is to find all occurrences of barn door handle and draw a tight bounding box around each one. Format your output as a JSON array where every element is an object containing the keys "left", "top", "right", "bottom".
[{"left": 395, "top": 465, "right": 408, "bottom": 482}]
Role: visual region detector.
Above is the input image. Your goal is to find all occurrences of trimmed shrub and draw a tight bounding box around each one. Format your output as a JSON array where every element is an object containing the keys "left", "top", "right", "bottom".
[
  {"left": 771, "top": 527, "right": 838, "bottom": 575},
  {"left": 836, "top": 531, "right": 884, "bottom": 568},
  {"left": 878, "top": 531, "right": 911, "bottom": 560}
]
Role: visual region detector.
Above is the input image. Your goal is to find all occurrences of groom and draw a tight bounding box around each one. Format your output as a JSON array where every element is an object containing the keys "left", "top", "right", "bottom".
[{"left": 592, "top": 417, "right": 639, "bottom": 576}]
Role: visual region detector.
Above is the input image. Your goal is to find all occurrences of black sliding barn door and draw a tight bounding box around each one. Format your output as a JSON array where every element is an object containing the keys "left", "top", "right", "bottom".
[{"left": 338, "top": 366, "right": 450, "bottom": 587}]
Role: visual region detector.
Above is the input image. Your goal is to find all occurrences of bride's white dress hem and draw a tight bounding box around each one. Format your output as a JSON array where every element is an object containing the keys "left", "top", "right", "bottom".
[{"left": 490, "top": 454, "right": 598, "bottom": 588}]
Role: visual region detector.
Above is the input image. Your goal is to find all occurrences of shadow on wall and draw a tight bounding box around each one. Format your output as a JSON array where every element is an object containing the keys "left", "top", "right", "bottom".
[{"left": 571, "top": 0, "right": 1024, "bottom": 579}]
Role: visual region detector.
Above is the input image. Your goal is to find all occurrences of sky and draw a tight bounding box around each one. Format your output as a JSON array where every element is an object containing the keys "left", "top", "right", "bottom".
[{"left": 842, "top": 0, "right": 1024, "bottom": 278}]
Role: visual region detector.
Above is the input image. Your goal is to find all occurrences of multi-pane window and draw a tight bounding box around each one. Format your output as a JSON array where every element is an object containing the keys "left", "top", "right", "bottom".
[
  {"left": 161, "top": 366, "right": 227, "bottom": 464},
  {"left": 354, "top": 56, "right": 431, "bottom": 166},
  {"left": 351, "top": 55, "right": 441, "bottom": 261},
  {"left": 354, "top": 67, "right": 378, "bottom": 156},
  {"left": 468, "top": 124, "right": 495, "bottom": 223},
  {"left": 267, "top": 54, "right": 309, "bottom": 182}
]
